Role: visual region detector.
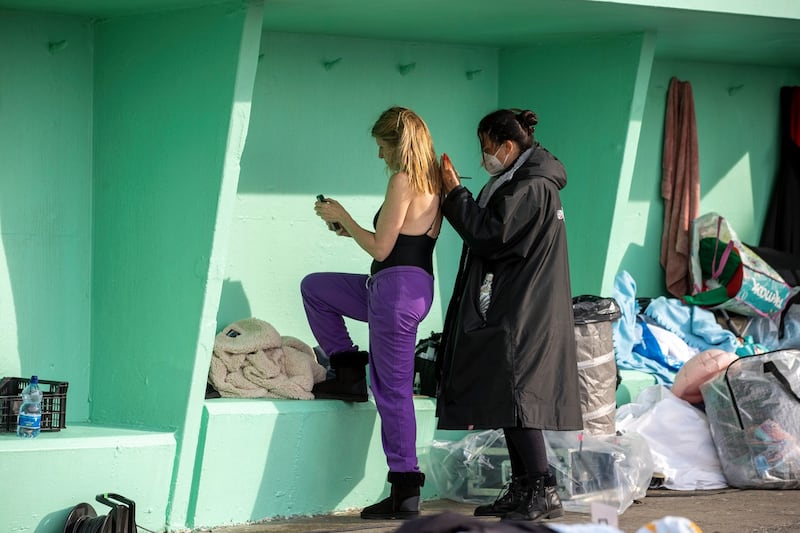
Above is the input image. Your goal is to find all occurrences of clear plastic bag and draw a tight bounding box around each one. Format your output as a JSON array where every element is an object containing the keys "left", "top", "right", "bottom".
[
  {"left": 545, "top": 430, "right": 654, "bottom": 514},
  {"left": 700, "top": 349, "right": 800, "bottom": 488},
  {"left": 425, "top": 428, "right": 654, "bottom": 514},
  {"left": 743, "top": 306, "right": 800, "bottom": 351},
  {"left": 426, "top": 430, "right": 509, "bottom": 504}
]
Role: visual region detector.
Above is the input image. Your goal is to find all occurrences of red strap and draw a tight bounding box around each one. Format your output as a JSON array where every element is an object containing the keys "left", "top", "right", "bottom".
[
  {"left": 710, "top": 217, "right": 735, "bottom": 281},
  {"left": 712, "top": 241, "right": 735, "bottom": 281}
]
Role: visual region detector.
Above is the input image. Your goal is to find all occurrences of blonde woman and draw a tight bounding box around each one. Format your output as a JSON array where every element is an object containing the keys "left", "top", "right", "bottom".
[{"left": 301, "top": 106, "right": 441, "bottom": 519}]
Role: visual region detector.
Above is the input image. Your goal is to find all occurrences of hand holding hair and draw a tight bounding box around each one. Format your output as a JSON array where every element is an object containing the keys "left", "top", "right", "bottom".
[{"left": 440, "top": 153, "right": 461, "bottom": 194}]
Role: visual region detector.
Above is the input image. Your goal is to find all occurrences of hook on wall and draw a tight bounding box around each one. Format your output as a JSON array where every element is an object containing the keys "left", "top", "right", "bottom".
[
  {"left": 322, "top": 57, "right": 343, "bottom": 71},
  {"left": 47, "top": 40, "right": 68, "bottom": 54},
  {"left": 466, "top": 69, "right": 483, "bottom": 80},
  {"left": 397, "top": 62, "right": 416, "bottom": 76},
  {"left": 727, "top": 84, "right": 744, "bottom": 96}
]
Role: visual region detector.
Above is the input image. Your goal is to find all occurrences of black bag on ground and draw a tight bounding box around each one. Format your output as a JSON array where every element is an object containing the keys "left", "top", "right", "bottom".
[{"left": 414, "top": 332, "right": 441, "bottom": 397}]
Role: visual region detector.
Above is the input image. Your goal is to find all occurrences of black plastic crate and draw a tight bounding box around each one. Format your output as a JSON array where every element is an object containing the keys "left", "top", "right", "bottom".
[{"left": 0, "top": 377, "right": 68, "bottom": 432}]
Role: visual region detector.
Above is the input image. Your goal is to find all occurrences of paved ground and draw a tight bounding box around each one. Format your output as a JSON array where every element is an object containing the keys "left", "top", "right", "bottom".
[{"left": 207, "top": 488, "right": 800, "bottom": 533}]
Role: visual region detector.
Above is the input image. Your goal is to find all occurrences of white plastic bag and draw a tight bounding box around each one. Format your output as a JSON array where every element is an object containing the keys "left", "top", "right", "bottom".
[{"left": 616, "top": 385, "right": 728, "bottom": 490}]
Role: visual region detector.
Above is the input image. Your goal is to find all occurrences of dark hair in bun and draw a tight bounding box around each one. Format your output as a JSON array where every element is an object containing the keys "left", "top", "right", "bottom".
[{"left": 477, "top": 108, "right": 537, "bottom": 150}]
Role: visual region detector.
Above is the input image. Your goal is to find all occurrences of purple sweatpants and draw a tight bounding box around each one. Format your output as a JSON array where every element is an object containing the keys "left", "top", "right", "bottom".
[{"left": 301, "top": 266, "right": 434, "bottom": 473}]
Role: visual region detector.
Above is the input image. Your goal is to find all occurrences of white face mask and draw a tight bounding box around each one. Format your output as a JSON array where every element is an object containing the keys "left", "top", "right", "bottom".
[{"left": 481, "top": 146, "right": 509, "bottom": 176}]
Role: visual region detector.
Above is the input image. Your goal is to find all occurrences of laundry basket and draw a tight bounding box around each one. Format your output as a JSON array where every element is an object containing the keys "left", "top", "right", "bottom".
[{"left": 572, "top": 296, "right": 622, "bottom": 436}]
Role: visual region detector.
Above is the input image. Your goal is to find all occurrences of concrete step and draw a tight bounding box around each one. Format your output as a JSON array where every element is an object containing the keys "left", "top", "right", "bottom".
[{"left": 0, "top": 423, "right": 175, "bottom": 533}]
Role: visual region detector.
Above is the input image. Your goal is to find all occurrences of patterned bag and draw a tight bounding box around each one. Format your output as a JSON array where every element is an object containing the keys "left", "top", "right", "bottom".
[{"left": 686, "top": 212, "right": 794, "bottom": 321}]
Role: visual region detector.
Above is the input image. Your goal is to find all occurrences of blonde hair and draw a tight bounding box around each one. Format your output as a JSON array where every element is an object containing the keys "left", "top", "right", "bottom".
[{"left": 371, "top": 107, "right": 440, "bottom": 195}]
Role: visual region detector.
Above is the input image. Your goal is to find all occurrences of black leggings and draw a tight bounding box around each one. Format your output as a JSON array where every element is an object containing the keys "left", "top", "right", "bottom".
[{"left": 503, "top": 427, "right": 549, "bottom": 479}]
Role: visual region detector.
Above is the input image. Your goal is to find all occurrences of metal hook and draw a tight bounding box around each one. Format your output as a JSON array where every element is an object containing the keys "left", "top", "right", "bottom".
[
  {"left": 727, "top": 84, "right": 744, "bottom": 96},
  {"left": 323, "top": 57, "right": 342, "bottom": 70},
  {"left": 397, "top": 62, "right": 416, "bottom": 76},
  {"left": 48, "top": 40, "right": 68, "bottom": 54}
]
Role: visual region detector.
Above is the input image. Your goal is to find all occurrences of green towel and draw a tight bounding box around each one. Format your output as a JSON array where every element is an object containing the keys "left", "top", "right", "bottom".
[{"left": 684, "top": 285, "right": 730, "bottom": 306}]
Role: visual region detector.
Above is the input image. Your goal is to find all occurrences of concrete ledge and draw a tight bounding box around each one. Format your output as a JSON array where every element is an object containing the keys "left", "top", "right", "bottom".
[
  {"left": 189, "top": 396, "right": 438, "bottom": 528},
  {"left": 616, "top": 369, "right": 658, "bottom": 406},
  {"left": 0, "top": 423, "right": 176, "bottom": 533}
]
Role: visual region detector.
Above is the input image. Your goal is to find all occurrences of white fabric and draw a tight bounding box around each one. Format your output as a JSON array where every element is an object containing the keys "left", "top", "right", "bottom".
[
  {"left": 616, "top": 385, "right": 728, "bottom": 490},
  {"left": 647, "top": 322, "right": 700, "bottom": 366}
]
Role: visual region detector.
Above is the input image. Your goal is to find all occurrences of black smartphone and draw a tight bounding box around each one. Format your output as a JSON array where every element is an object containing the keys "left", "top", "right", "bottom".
[{"left": 316, "top": 195, "right": 340, "bottom": 230}]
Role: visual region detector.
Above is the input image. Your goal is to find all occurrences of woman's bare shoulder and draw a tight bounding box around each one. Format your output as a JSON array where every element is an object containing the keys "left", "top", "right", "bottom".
[
  {"left": 385, "top": 171, "right": 414, "bottom": 198},
  {"left": 387, "top": 171, "right": 411, "bottom": 186}
]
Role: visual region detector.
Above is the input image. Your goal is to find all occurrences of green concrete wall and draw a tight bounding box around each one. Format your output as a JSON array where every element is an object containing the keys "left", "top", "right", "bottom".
[
  {"left": 222, "top": 31, "right": 498, "bottom": 345},
  {"left": 499, "top": 33, "right": 800, "bottom": 298},
  {"left": 1, "top": 3, "right": 265, "bottom": 532},
  {"left": 91, "top": 2, "right": 250, "bottom": 430},
  {"left": 499, "top": 32, "right": 655, "bottom": 297},
  {"left": 190, "top": 398, "right": 437, "bottom": 527},
  {"left": 2, "top": 2, "right": 799, "bottom": 532},
  {"left": 0, "top": 11, "right": 93, "bottom": 422},
  {"left": 91, "top": 3, "right": 264, "bottom": 530},
  {"left": 617, "top": 59, "right": 800, "bottom": 297}
]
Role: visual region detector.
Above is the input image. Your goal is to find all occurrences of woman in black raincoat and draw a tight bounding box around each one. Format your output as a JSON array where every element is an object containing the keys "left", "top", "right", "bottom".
[{"left": 438, "top": 108, "right": 582, "bottom": 522}]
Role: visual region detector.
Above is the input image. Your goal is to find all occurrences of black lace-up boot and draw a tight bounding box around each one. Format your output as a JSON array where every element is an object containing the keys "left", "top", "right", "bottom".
[
  {"left": 474, "top": 475, "right": 530, "bottom": 517},
  {"left": 503, "top": 473, "right": 564, "bottom": 521},
  {"left": 312, "top": 350, "right": 368, "bottom": 402},
  {"left": 361, "top": 471, "right": 425, "bottom": 520}
]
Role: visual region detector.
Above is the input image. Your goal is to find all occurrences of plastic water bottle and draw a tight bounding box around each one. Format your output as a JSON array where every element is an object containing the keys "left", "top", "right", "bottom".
[{"left": 17, "top": 375, "right": 42, "bottom": 438}]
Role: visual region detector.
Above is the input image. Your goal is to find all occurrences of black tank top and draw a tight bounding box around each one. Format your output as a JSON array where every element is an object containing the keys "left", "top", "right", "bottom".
[{"left": 370, "top": 206, "right": 437, "bottom": 276}]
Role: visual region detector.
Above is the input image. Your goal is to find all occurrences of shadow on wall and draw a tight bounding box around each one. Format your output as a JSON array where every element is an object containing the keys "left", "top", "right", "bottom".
[
  {"left": 0, "top": 235, "right": 21, "bottom": 377},
  {"left": 602, "top": 227, "right": 668, "bottom": 298},
  {"left": 216, "top": 279, "right": 253, "bottom": 332}
]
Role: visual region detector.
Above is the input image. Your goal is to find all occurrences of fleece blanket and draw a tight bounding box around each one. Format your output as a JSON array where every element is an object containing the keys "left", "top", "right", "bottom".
[{"left": 209, "top": 317, "right": 327, "bottom": 400}]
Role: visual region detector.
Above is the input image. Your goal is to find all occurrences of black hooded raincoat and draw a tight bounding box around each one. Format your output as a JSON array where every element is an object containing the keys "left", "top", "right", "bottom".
[{"left": 436, "top": 143, "right": 583, "bottom": 431}]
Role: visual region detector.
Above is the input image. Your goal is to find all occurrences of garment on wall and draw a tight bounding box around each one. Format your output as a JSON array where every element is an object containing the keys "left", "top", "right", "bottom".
[
  {"left": 660, "top": 77, "right": 700, "bottom": 298},
  {"left": 760, "top": 86, "right": 800, "bottom": 256}
]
